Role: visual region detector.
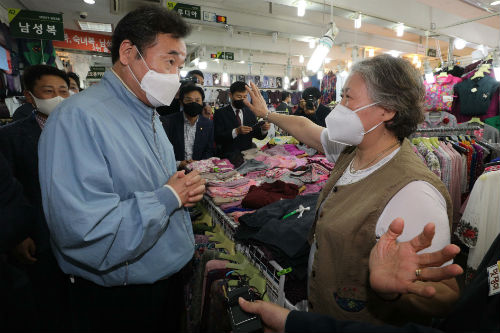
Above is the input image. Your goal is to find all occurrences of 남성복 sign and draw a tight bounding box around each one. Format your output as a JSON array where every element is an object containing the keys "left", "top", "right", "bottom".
[{"left": 8, "top": 9, "right": 64, "bottom": 41}]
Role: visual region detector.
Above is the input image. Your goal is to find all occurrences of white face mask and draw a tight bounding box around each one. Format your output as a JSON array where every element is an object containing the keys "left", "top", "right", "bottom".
[
  {"left": 325, "top": 102, "right": 382, "bottom": 146},
  {"left": 128, "top": 46, "right": 181, "bottom": 107},
  {"left": 30, "top": 92, "right": 65, "bottom": 116},
  {"left": 68, "top": 90, "right": 76, "bottom": 96}
]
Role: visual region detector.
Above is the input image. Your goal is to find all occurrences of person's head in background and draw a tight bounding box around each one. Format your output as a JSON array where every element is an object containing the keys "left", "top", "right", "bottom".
[
  {"left": 186, "top": 69, "right": 204, "bottom": 86},
  {"left": 179, "top": 83, "right": 204, "bottom": 121},
  {"left": 301, "top": 86, "right": 322, "bottom": 110},
  {"left": 281, "top": 91, "right": 291, "bottom": 104},
  {"left": 67, "top": 72, "right": 82, "bottom": 94},
  {"left": 229, "top": 81, "right": 249, "bottom": 110},
  {"left": 23, "top": 65, "right": 70, "bottom": 117}
]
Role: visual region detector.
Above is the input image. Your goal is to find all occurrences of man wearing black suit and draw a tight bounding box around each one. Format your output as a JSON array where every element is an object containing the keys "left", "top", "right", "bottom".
[
  {"left": 214, "top": 81, "right": 270, "bottom": 159},
  {"left": 161, "top": 83, "right": 215, "bottom": 170},
  {"left": 0, "top": 65, "right": 70, "bottom": 332}
]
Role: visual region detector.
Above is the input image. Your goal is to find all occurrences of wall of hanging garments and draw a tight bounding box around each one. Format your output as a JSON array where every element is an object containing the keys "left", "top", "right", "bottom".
[
  {"left": 411, "top": 126, "right": 500, "bottom": 227},
  {"left": 423, "top": 56, "right": 500, "bottom": 136}
]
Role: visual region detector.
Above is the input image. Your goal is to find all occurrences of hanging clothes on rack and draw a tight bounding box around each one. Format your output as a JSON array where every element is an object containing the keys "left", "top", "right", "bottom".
[{"left": 424, "top": 74, "right": 462, "bottom": 112}]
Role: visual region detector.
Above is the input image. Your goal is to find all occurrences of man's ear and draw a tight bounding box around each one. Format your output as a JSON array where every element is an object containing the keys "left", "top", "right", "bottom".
[
  {"left": 118, "top": 39, "right": 135, "bottom": 66},
  {"left": 24, "top": 90, "right": 35, "bottom": 107}
]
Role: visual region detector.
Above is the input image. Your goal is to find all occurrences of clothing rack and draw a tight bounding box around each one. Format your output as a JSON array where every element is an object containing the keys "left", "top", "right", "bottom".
[{"left": 414, "top": 125, "right": 481, "bottom": 134}]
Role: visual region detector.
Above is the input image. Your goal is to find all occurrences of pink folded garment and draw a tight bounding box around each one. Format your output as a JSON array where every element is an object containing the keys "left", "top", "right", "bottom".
[
  {"left": 207, "top": 179, "right": 258, "bottom": 198},
  {"left": 245, "top": 170, "right": 268, "bottom": 180},
  {"left": 220, "top": 200, "right": 243, "bottom": 210},
  {"left": 229, "top": 210, "right": 255, "bottom": 223},
  {"left": 284, "top": 144, "right": 305, "bottom": 156},
  {"left": 207, "top": 178, "right": 249, "bottom": 188}
]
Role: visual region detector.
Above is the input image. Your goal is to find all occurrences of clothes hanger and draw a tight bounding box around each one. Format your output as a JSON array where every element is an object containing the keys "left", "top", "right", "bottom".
[
  {"left": 206, "top": 224, "right": 236, "bottom": 255},
  {"left": 467, "top": 117, "right": 484, "bottom": 126}
]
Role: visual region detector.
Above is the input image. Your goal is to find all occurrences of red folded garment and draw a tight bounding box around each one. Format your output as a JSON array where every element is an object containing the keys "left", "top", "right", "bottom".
[{"left": 242, "top": 180, "right": 299, "bottom": 209}]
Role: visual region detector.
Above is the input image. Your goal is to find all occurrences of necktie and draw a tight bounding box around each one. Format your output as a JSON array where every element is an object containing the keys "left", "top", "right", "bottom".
[{"left": 236, "top": 109, "right": 242, "bottom": 126}]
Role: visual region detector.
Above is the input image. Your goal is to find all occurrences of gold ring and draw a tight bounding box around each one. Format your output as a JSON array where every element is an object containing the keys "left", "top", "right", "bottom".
[{"left": 415, "top": 268, "right": 422, "bottom": 279}]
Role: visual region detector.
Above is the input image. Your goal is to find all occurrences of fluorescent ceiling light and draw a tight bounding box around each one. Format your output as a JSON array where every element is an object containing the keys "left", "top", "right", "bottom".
[
  {"left": 386, "top": 50, "right": 401, "bottom": 58},
  {"left": 303, "top": 75, "right": 309, "bottom": 83},
  {"left": 307, "top": 25, "right": 338, "bottom": 73},
  {"left": 368, "top": 49, "right": 375, "bottom": 57},
  {"left": 238, "top": 60, "right": 245, "bottom": 64},
  {"left": 299, "top": 55, "right": 304, "bottom": 63},
  {"left": 454, "top": 38, "right": 467, "bottom": 50},
  {"left": 297, "top": 0, "right": 306, "bottom": 17},
  {"left": 396, "top": 23, "right": 404, "bottom": 37},
  {"left": 491, "top": 1, "right": 500, "bottom": 5},
  {"left": 198, "top": 61, "right": 207, "bottom": 70},
  {"left": 354, "top": 14, "right": 362, "bottom": 29},
  {"left": 317, "top": 71, "right": 324, "bottom": 80},
  {"left": 309, "top": 39, "right": 315, "bottom": 49},
  {"left": 412, "top": 55, "right": 419, "bottom": 64},
  {"left": 84, "top": 0, "right": 95, "bottom": 4},
  {"left": 78, "top": 21, "right": 112, "bottom": 32}
]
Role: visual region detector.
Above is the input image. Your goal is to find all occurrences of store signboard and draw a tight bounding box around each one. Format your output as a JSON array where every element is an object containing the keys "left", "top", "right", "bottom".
[
  {"left": 8, "top": 9, "right": 64, "bottom": 40},
  {"left": 166, "top": 2, "right": 201, "bottom": 20},
  {"left": 210, "top": 52, "right": 234, "bottom": 60},
  {"left": 203, "top": 11, "right": 227, "bottom": 24},
  {"left": 53, "top": 29, "right": 111, "bottom": 53},
  {"left": 427, "top": 48, "right": 437, "bottom": 57},
  {"left": 86, "top": 66, "right": 106, "bottom": 79}
]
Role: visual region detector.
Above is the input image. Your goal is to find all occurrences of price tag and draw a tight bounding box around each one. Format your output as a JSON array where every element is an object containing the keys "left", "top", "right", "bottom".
[
  {"left": 487, "top": 262, "right": 500, "bottom": 296},
  {"left": 443, "top": 95, "right": 453, "bottom": 103},
  {"left": 277, "top": 267, "right": 292, "bottom": 276}
]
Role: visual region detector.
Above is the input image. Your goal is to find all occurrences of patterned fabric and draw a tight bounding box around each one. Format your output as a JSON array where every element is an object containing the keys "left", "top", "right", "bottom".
[
  {"left": 320, "top": 71, "right": 337, "bottom": 105},
  {"left": 187, "top": 157, "right": 234, "bottom": 173},
  {"left": 418, "top": 111, "right": 458, "bottom": 129},
  {"left": 415, "top": 142, "right": 442, "bottom": 178},
  {"left": 206, "top": 179, "right": 258, "bottom": 198},
  {"left": 183, "top": 114, "right": 198, "bottom": 160},
  {"left": 35, "top": 112, "right": 47, "bottom": 129},
  {"left": 424, "top": 74, "right": 461, "bottom": 111}
]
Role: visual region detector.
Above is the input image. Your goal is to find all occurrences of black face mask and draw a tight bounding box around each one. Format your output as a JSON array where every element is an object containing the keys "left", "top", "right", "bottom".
[
  {"left": 183, "top": 102, "right": 203, "bottom": 117},
  {"left": 232, "top": 99, "right": 246, "bottom": 110}
]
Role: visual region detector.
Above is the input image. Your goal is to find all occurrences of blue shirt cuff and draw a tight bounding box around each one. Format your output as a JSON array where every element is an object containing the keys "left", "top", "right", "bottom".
[{"left": 156, "top": 185, "right": 182, "bottom": 209}]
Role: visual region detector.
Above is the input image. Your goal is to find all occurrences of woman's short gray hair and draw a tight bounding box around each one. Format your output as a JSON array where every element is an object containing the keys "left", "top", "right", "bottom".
[{"left": 350, "top": 54, "right": 425, "bottom": 140}]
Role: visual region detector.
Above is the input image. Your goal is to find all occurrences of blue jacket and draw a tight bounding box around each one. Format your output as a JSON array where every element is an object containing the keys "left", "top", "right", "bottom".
[
  {"left": 161, "top": 111, "right": 215, "bottom": 161},
  {"left": 38, "top": 71, "right": 194, "bottom": 287}
]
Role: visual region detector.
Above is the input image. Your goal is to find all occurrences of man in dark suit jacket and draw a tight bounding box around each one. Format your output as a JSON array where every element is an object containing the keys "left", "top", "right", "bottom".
[
  {"left": 294, "top": 87, "right": 331, "bottom": 127},
  {"left": 0, "top": 64, "right": 70, "bottom": 332},
  {"left": 214, "top": 81, "right": 270, "bottom": 159},
  {"left": 161, "top": 83, "right": 215, "bottom": 169},
  {"left": 276, "top": 91, "right": 292, "bottom": 113}
]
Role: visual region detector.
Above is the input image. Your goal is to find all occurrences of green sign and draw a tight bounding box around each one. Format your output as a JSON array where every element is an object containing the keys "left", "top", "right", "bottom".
[
  {"left": 86, "top": 66, "right": 106, "bottom": 79},
  {"left": 212, "top": 52, "right": 234, "bottom": 60},
  {"left": 8, "top": 9, "right": 64, "bottom": 41},
  {"left": 166, "top": 2, "right": 201, "bottom": 20}
]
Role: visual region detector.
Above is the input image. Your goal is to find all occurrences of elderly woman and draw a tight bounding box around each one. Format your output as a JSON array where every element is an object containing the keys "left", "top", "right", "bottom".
[{"left": 245, "top": 55, "right": 458, "bottom": 325}]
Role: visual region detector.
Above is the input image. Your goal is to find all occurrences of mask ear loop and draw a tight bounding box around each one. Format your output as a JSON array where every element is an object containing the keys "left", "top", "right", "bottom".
[{"left": 127, "top": 45, "right": 151, "bottom": 87}]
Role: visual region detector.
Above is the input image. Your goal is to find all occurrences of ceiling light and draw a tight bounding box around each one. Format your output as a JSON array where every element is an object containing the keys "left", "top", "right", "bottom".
[
  {"left": 198, "top": 61, "right": 207, "bottom": 70},
  {"left": 424, "top": 61, "right": 435, "bottom": 84},
  {"left": 83, "top": 0, "right": 95, "bottom": 4},
  {"left": 396, "top": 23, "right": 404, "bottom": 37},
  {"left": 325, "top": 58, "right": 331, "bottom": 64},
  {"left": 307, "top": 24, "right": 339, "bottom": 73},
  {"left": 238, "top": 60, "right": 245, "bottom": 64},
  {"left": 297, "top": 0, "right": 306, "bottom": 17},
  {"left": 491, "top": 1, "right": 500, "bottom": 5},
  {"left": 412, "top": 55, "right": 419, "bottom": 64},
  {"left": 303, "top": 75, "right": 309, "bottom": 83},
  {"left": 386, "top": 50, "right": 401, "bottom": 58},
  {"left": 284, "top": 76, "right": 290, "bottom": 89},
  {"left": 309, "top": 39, "right": 315, "bottom": 49},
  {"left": 180, "top": 70, "right": 188, "bottom": 77},
  {"left": 317, "top": 71, "right": 324, "bottom": 80},
  {"left": 298, "top": 81, "right": 303, "bottom": 91},
  {"left": 78, "top": 21, "right": 112, "bottom": 32},
  {"left": 416, "top": 60, "right": 422, "bottom": 69},
  {"left": 454, "top": 38, "right": 467, "bottom": 50},
  {"left": 347, "top": 60, "right": 352, "bottom": 69},
  {"left": 368, "top": 49, "right": 375, "bottom": 57},
  {"left": 299, "top": 55, "right": 304, "bottom": 63},
  {"left": 354, "top": 13, "right": 362, "bottom": 29}
]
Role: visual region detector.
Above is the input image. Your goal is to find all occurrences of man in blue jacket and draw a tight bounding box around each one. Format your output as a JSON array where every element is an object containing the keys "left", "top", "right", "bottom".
[{"left": 38, "top": 6, "right": 205, "bottom": 332}]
